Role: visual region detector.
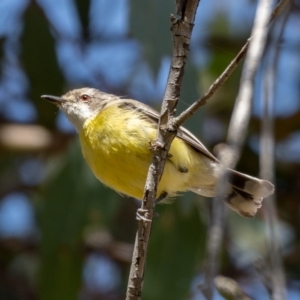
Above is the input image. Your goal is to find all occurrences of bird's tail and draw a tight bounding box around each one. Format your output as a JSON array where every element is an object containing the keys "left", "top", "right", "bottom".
[
  {"left": 225, "top": 169, "right": 274, "bottom": 217},
  {"left": 191, "top": 169, "right": 275, "bottom": 218}
]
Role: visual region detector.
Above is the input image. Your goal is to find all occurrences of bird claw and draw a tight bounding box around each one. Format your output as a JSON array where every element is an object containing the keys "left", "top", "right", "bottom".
[
  {"left": 136, "top": 209, "right": 159, "bottom": 222},
  {"left": 136, "top": 208, "right": 152, "bottom": 222}
]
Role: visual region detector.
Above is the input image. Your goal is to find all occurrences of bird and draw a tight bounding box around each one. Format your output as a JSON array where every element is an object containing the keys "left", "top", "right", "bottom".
[{"left": 41, "top": 88, "right": 274, "bottom": 218}]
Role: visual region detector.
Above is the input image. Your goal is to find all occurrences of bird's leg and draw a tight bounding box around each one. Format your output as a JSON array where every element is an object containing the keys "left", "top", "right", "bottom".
[{"left": 155, "top": 191, "right": 168, "bottom": 204}]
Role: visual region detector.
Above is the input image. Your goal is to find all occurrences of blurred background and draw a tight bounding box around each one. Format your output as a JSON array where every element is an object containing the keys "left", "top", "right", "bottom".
[{"left": 0, "top": 0, "right": 299, "bottom": 299}]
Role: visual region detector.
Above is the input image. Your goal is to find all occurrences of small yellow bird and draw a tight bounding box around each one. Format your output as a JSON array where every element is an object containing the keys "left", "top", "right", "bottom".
[{"left": 42, "top": 88, "right": 274, "bottom": 217}]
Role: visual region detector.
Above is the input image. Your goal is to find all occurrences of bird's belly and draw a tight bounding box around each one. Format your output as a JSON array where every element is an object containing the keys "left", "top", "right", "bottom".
[
  {"left": 79, "top": 113, "right": 217, "bottom": 200},
  {"left": 79, "top": 130, "right": 196, "bottom": 200},
  {"left": 80, "top": 131, "right": 152, "bottom": 199}
]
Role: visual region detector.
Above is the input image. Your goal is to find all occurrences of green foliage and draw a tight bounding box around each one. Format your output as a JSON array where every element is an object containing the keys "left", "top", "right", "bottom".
[
  {"left": 143, "top": 201, "right": 205, "bottom": 300},
  {"left": 20, "top": 2, "right": 64, "bottom": 127},
  {"left": 74, "top": 0, "right": 91, "bottom": 40},
  {"left": 130, "top": 0, "right": 174, "bottom": 75},
  {"left": 39, "top": 141, "right": 121, "bottom": 300}
]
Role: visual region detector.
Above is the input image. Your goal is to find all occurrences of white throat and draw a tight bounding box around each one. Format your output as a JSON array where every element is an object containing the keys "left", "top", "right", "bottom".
[{"left": 60, "top": 103, "right": 97, "bottom": 132}]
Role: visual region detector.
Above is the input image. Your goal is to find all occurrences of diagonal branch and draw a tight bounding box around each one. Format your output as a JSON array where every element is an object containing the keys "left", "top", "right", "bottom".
[{"left": 174, "top": 0, "right": 289, "bottom": 128}]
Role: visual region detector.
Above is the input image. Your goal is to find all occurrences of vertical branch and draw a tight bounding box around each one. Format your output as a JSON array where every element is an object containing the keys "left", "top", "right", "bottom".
[
  {"left": 259, "top": 4, "right": 291, "bottom": 300},
  {"left": 200, "top": 0, "right": 279, "bottom": 299},
  {"left": 126, "top": 1, "right": 200, "bottom": 299},
  {"left": 226, "top": 0, "right": 276, "bottom": 155},
  {"left": 199, "top": 199, "right": 226, "bottom": 300}
]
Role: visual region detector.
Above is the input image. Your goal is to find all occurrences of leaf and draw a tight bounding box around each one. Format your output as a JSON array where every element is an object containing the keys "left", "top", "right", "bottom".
[
  {"left": 39, "top": 140, "right": 121, "bottom": 300},
  {"left": 74, "top": 0, "right": 91, "bottom": 40},
  {"left": 20, "top": 1, "right": 64, "bottom": 128},
  {"left": 143, "top": 201, "right": 206, "bottom": 300}
]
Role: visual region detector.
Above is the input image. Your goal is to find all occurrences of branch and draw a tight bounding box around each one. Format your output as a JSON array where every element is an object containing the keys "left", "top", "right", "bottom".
[
  {"left": 199, "top": 199, "right": 226, "bottom": 300},
  {"left": 126, "top": 1, "right": 200, "bottom": 299},
  {"left": 226, "top": 0, "right": 275, "bottom": 153},
  {"left": 126, "top": 0, "right": 289, "bottom": 299},
  {"left": 254, "top": 258, "right": 274, "bottom": 296},
  {"left": 174, "top": 0, "right": 290, "bottom": 128},
  {"left": 199, "top": 0, "right": 288, "bottom": 299},
  {"left": 259, "top": 3, "right": 291, "bottom": 299}
]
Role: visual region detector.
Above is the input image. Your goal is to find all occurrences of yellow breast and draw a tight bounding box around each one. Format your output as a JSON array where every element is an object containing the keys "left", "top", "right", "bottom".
[{"left": 79, "top": 104, "right": 202, "bottom": 199}]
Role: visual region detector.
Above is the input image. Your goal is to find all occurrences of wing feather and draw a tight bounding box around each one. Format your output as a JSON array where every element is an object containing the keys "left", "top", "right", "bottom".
[{"left": 113, "top": 99, "right": 219, "bottom": 162}]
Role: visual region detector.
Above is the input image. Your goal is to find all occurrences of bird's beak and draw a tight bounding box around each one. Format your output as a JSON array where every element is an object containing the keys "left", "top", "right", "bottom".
[{"left": 41, "top": 95, "right": 65, "bottom": 106}]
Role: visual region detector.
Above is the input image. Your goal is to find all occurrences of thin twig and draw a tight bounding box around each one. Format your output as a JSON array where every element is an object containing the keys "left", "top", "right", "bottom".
[
  {"left": 126, "top": 1, "right": 200, "bottom": 299},
  {"left": 259, "top": 3, "right": 291, "bottom": 299},
  {"left": 269, "top": 0, "right": 290, "bottom": 23},
  {"left": 226, "top": 0, "right": 276, "bottom": 152},
  {"left": 174, "top": 0, "right": 290, "bottom": 128},
  {"left": 175, "top": 40, "right": 250, "bottom": 127},
  {"left": 199, "top": 0, "right": 280, "bottom": 299},
  {"left": 199, "top": 199, "right": 226, "bottom": 300},
  {"left": 254, "top": 258, "right": 274, "bottom": 296}
]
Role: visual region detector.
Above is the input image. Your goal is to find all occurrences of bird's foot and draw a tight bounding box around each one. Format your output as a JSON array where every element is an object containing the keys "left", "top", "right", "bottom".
[{"left": 136, "top": 208, "right": 152, "bottom": 222}]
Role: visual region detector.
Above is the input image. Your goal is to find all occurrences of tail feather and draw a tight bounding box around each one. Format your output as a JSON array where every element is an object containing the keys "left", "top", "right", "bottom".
[
  {"left": 228, "top": 169, "right": 274, "bottom": 198},
  {"left": 225, "top": 187, "right": 263, "bottom": 218},
  {"left": 225, "top": 169, "right": 274, "bottom": 217},
  {"left": 190, "top": 169, "right": 275, "bottom": 218}
]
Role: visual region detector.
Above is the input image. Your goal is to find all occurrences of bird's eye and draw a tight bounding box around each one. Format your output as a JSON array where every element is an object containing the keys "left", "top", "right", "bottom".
[{"left": 80, "top": 94, "right": 90, "bottom": 101}]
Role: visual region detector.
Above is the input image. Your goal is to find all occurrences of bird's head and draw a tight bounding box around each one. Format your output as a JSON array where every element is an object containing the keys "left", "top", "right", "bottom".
[{"left": 41, "top": 88, "right": 113, "bottom": 131}]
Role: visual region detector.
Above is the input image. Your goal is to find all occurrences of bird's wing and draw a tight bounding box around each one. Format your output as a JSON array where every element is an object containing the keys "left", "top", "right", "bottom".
[{"left": 116, "top": 99, "right": 219, "bottom": 162}]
